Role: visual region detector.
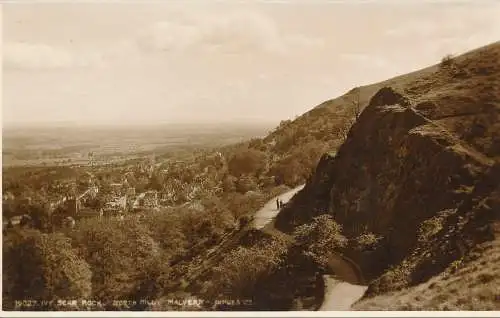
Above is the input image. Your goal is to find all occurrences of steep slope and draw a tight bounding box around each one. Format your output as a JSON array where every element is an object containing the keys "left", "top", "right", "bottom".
[{"left": 273, "top": 41, "right": 500, "bottom": 308}]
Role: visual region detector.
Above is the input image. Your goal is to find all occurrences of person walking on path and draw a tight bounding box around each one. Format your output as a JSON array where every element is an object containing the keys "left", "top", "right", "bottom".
[{"left": 276, "top": 198, "right": 280, "bottom": 210}]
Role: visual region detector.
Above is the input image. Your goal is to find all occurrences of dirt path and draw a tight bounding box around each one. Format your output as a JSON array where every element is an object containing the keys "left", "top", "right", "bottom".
[{"left": 252, "top": 184, "right": 305, "bottom": 230}]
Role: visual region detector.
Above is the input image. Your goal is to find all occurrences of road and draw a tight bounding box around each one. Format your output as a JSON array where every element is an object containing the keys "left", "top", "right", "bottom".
[
  {"left": 319, "top": 277, "right": 368, "bottom": 311},
  {"left": 252, "top": 184, "right": 305, "bottom": 230},
  {"left": 318, "top": 253, "right": 367, "bottom": 311},
  {"left": 252, "top": 184, "right": 367, "bottom": 311}
]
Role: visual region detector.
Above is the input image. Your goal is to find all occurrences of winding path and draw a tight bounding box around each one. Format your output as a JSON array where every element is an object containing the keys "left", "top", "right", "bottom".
[
  {"left": 252, "top": 184, "right": 368, "bottom": 311},
  {"left": 319, "top": 277, "right": 367, "bottom": 311},
  {"left": 252, "top": 185, "right": 305, "bottom": 230},
  {"left": 319, "top": 254, "right": 367, "bottom": 311}
]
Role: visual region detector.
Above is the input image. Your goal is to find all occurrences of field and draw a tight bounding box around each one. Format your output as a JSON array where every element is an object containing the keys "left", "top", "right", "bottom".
[{"left": 2, "top": 122, "right": 273, "bottom": 168}]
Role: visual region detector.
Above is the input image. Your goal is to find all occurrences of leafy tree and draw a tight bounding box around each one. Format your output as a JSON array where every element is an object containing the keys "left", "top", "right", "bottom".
[
  {"left": 235, "top": 174, "right": 258, "bottom": 194},
  {"left": 350, "top": 87, "right": 362, "bottom": 120},
  {"left": 141, "top": 210, "right": 187, "bottom": 256},
  {"left": 201, "top": 196, "right": 236, "bottom": 232},
  {"left": 273, "top": 128, "right": 297, "bottom": 154},
  {"left": 268, "top": 156, "right": 303, "bottom": 186},
  {"left": 227, "top": 148, "right": 267, "bottom": 177},
  {"left": 224, "top": 191, "right": 267, "bottom": 220},
  {"left": 3, "top": 229, "right": 92, "bottom": 310},
  {"left": 26, "top": 201, "right": 52, "bottom": 232},
  {"left": 68, "top": 218, "right": 163, "bottom": 307},
  {"left": 248, "top": 138, "right": 268, "bottom": 152},
  {"left": 146, "top": 172, "right": 164, "bottom": 191}
]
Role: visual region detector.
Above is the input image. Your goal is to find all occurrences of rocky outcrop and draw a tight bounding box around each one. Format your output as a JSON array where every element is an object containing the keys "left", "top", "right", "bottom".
[{"left": 275, "top": 86, "right": 496, "bottom": 286}]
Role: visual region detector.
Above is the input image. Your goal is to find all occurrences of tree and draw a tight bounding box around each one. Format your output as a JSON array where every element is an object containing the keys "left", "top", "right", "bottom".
[
  {"left": 26, "top": 201, "right": 52, "bottom": 232},
  {"left": 274, "top": 128, "right": 297, "bottom": 154},
  {"left": 268, "top": 155, "right": 303, "bottom": 187},
  {"left": 235, "top": 174, "right": 258, "bottom": 194},
  {"left": 351, "top": 87, "right": 362, "bottom": 120},
  {"left": 248, "top": 138, "right": 267, "bottom": 152},
  {"left": 3, "top": 229, "right": 92, "bottom": 310},
  {"left": 334, "top": 87, "right": 362, "bottom": 142},
  {"left": 68, "top": 218, "right": 163, "bottom": 307},
  {"left": 141, "top": 210, "right": 187, "bottom": 256},
  {"left": 146, "top": 172, "right": 164, "bottom": 191},
  {"left": 228, "top": 149, "right": 267, "bottom": 178}
]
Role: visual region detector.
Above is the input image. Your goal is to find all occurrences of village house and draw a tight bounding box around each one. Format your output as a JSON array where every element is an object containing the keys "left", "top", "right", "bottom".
[
  {"left": 133, "top": 190, "right": 159, "bottom": 211},
  {"left": 55, "top": 183, "right": 102, "bottom": 221},
  {"left": 3, "top": 191, "right": 15, "bottom": 201},
  {"left": 75, "top": 207, "right": 103, "bottom": 220},
  {"left": 103, "top": 195, "right": 128, "bottom": 216},
  {"left": 109, "top": 183, "right": 125, "bottom": 196},
  {"left": 5, "top": 214, "right": 32, "bottom": 228}
]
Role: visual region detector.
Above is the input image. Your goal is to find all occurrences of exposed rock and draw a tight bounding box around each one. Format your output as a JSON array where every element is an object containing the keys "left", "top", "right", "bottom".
[
  {"left": 367, "top": 86, "right": 411, "bottom": 108},
  {"left": 276, "top": 83, "right": 497, "bottom": 288}
]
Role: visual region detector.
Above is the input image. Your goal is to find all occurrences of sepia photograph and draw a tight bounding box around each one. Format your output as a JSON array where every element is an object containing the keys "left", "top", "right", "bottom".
[{"left": 1, "top": 0, "right": 500, "bottom": 315}]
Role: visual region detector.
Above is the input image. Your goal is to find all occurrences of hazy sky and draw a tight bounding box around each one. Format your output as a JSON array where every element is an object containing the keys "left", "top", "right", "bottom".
[{"left": 2, "top": 1, "right": 500, "bottom": 126}]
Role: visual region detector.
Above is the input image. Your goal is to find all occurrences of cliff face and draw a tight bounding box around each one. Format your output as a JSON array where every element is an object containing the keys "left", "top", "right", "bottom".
[{"left": 276, "top": 85, "right": 495, "bottom": 279}]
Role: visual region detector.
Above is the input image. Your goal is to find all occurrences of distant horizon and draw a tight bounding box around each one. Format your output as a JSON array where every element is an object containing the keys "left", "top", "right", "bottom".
[{"left": 2, "top": 118, "right": 280, "bottom": 130}]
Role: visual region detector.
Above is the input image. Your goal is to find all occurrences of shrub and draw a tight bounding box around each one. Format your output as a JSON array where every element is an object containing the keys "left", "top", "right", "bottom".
[
  {"left": 371, "top": 260, "right": 413, "bottom": 294},
  {"left": 293, "top": 214, "right": 347, "bottom": 268},
  {"left": 205, "top": 238, "right": 288, "bottom": 300},
  {"left": 418, "top": 215, "right": 445, "bottom": 243},
  {"left": 440, "top": 54, "right": 455, "bottom": 69},
  {"left": 353, "top": 232, "right": 383, "bottom": 251},
  {"left": 224, "top": 191, "right": 267, "bottom": 220}
]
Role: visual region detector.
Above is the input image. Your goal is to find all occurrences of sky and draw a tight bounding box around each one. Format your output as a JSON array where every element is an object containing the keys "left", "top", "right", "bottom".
[{"left": 2, "top": 0, "right": 500, "bottom": 127}]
